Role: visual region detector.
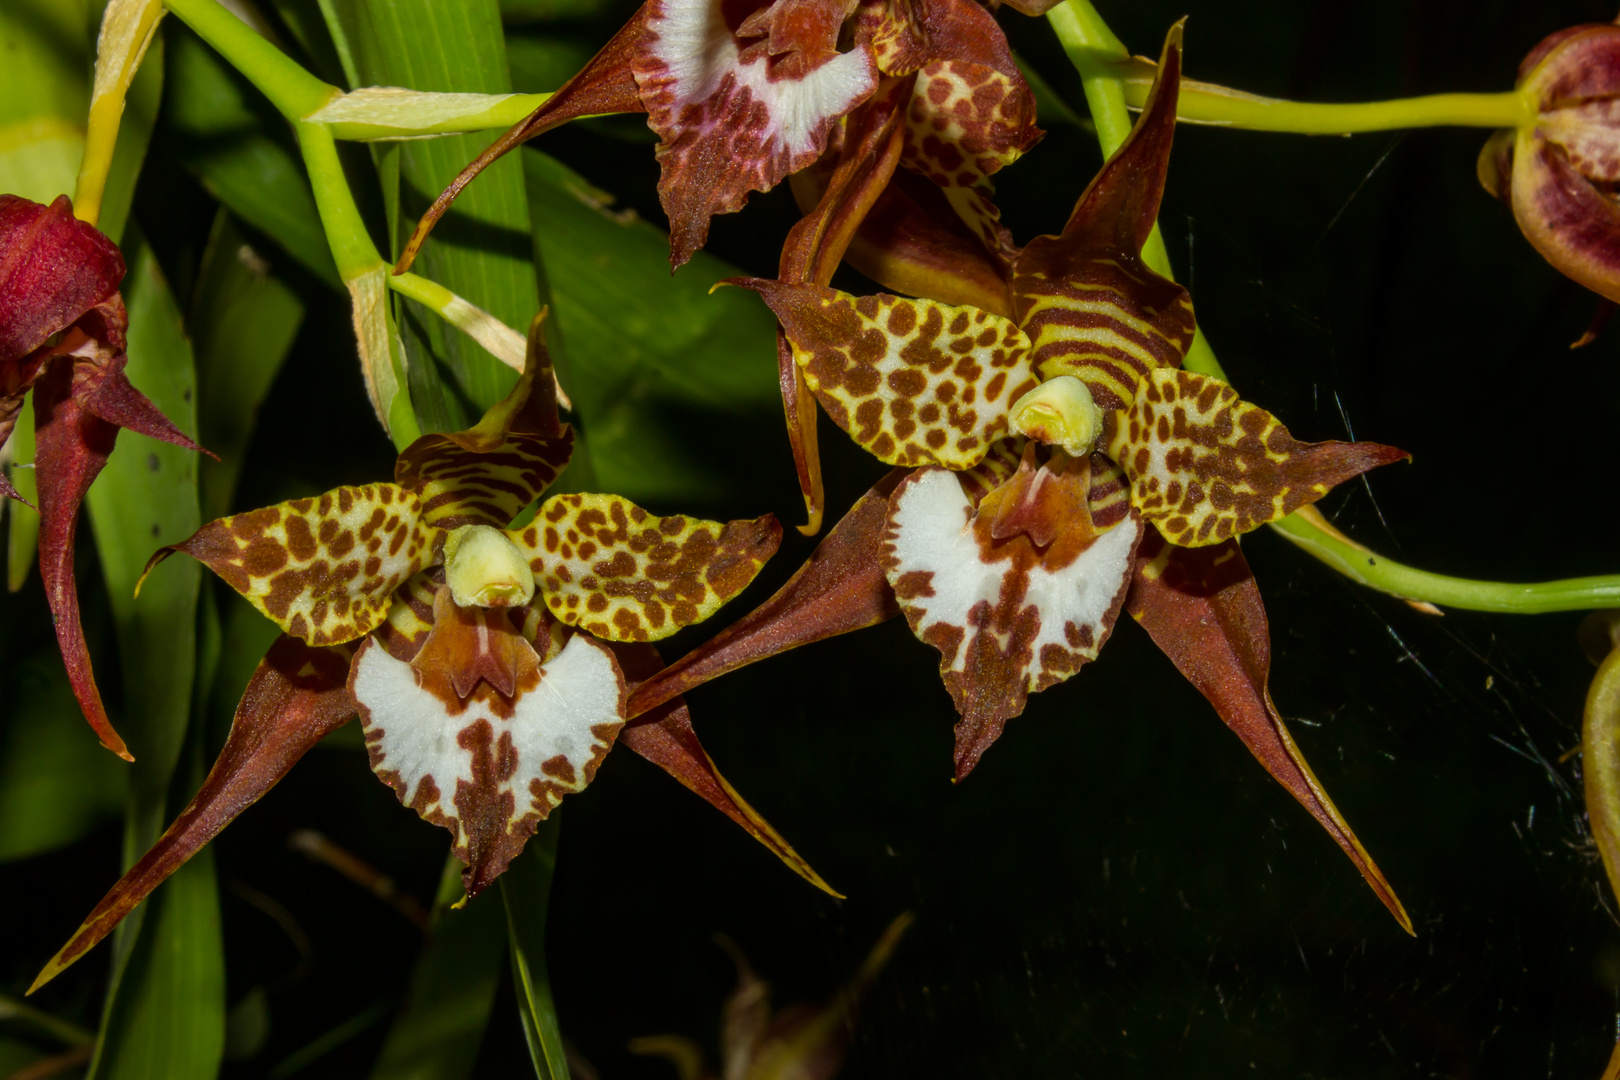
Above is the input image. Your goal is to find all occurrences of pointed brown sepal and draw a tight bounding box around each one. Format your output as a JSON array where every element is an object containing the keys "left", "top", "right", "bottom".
[
  {"left": 0, "top": 194, "right": 125, "bottom": 363},
  {"left": 394, "top": 16, "right": 648, "bottom": 275},
  {"left": 1125, "top": 529, "right": 1412, "bottom": 933},
  {"left": 625, "top": 469, "right": 904, "bottom": 720},
  {"left": 1010, "top": 25, "right": 1195, "bottom": 410},
  {"left": 774, "top": 79, "right": 913, "bottom": 534},
  {"left": 29, "top": 636, "right": 356, "bottom": 993},
  {"left": 31, "top": 355, "right": 129, "bottom": 759},
  {"left": 613, "top": 642, "right": 839, "bottom": 896}
]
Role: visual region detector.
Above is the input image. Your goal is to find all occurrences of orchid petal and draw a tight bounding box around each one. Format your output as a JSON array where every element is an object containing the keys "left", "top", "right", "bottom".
[
  {"left": 1508, "top": 127, "right": 1620, "bottom": 303},
  {"left": 631, "top": 0, "right": 879, "bottom": 266},
  {"left": 1011, "top": 24, "right": 1194, "bottom": 410},
  {"left": 881, "top": 462, "right": 1141, "bottom": 778},
  {"left": 626, "top": 469, "right": 903, "bottom": 719},
  {"left": 351, "top": 622, "right": 626, "bottom": 897},
  {"left": 1103, "top": 368, "right": 1409, "bottom": 548},
  {"left": 794, "top": 167, "right": 1015, "bottom": 316},
  {"left": 612, "top": 642, "right": 838, "bottom": 895},
  {"left": 29, "top": 636, "right": 355, "bottom": 992},
  {"left": 0, "top": 195, "right": 124, "bottom": 363},
  {"left": 520, "top": 493, "right": 780, "bottom": 641},
  {"left": 394, "top": 311, "right": 572, "bottom": 529},
  {"left": 775, "top": 78, "right": 912, "bottom": 533},
  {"left": 733, "top": 279, "right": 1037, "bottom": 469},
  {"left": 1126, "top": 530, "right": 1412, "bottom": 933},
  {"left": 147, "top": 484, "right": 443, "bottom": 646},
  {"left": 395, "top": 16, "right": 648, "bottom": 274}
]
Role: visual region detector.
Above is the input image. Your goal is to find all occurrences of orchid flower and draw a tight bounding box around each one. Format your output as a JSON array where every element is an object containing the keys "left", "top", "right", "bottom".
[
  {"left": 630, "top": 26, "right": 1415, "bottom": 932},
  {"left": 393, "top": 0, "right": 1043, "bottom": 275},
  {"left": 0, "top": 193, "right": 207, "bottom": 762},
  {"left": 1476, "top": 20, "right": 1620, "bottom": 306},
  {"left": 29, "top": 313, "right": 830, "bottom": 994}
]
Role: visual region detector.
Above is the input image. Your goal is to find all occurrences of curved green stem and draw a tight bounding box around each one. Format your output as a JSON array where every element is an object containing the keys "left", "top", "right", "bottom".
[
  {"left": 162, "top": 0, "right": 339, "bottom": 118},
  {"left": 310, "top": 90, "right": 551, "bottom": 141},
  {"left": 1049, "top": 0, "right": 1619, "bottom": 614},
  {"left": 1271, "top": 514, "right": 1620, "bottom": 613},
  {"left": 1108, "top": 57, "right": 1531, "bottom": 134},
  {"left": 294, "top": 121, "right": 382, "bottom": 280}
]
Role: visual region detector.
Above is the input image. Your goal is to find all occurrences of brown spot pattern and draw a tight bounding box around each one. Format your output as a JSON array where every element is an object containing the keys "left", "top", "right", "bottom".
[
  {"left": 171, "top": 484, "right": 441, "bottom": 645},
  {"left": 1104, "top": 368, "right": 1409, "bottom": 547},
  {"left": 396, "top": 427, "right": 574, "bottom": 529},
  {"left": 519, "top": 493, "right": 781, "bottom": 642}
]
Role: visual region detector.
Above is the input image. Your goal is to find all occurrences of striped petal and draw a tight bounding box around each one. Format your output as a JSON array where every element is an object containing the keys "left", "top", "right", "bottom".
[
  {"left": 394, "top": 313, "right": 573, "bottom": 529},
  {"left": 1103, "top": 369, "right": 1409, "bottom": 548},
  {"left": 351, "top": 597, "right": 627, "bottom": 897},
  {"left": 519, "top": 493, "right": 781, "bottom": 642},
  {"left": 1010, "top": 24, "right": 1194, "bottom": 410},
  {"left": 147, "top": 484, "right": 442, "bottom": 645},
  {"left": 881, "top": 455, "right": 1141, "bottom": 778},
  {"left": 631, "top": 0, "right": 878, "bottom": 266},
  {"left": 733, "top": 279, "right": 1037, "bottom": 469}
]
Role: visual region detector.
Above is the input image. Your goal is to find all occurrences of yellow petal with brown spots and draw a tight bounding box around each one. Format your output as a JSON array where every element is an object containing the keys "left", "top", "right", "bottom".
[
  {"left": 147, "top": 484, "right": 444, "bottom": 645},
  {"left": 732, "top": 278, "right": 1038, "bottom": 470},
  {"left": 1103, "top": 369, "right": 1408, "bottom": 547},
  {"left": 516, "top": 493, "right": 782, "bottom": 642}
]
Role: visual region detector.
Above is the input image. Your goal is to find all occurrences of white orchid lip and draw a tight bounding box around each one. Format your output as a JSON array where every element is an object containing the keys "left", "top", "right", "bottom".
[
  {"left": 443, "top": 524, "right": 536, "bottom": 608},
  {"left": 1008, "top": 375, "right": 1102, "bottom": 458}
]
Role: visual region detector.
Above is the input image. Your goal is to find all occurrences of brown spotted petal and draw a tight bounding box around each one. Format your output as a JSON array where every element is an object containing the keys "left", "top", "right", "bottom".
[
  {"left": 881, "top": 462, "right": 1142, "bottom": 778},
  {"left": 148, "top": 484, "right": 443, "bottom": 646},
  {"left": 631, "top": 0, "right": 879, "bottom": 267},
  {"left": 1010, "top": 23, "right": 1194, "bottom": 411},
  {"left": 1126, "top": 530, "right": 1412, "bottom": 933},
  {"left": 521, "top": 493, "right": 781, "bottom": 642},
  {"left": 394, "top": 313, "right": 573, "bottom": 529},
  {"left": 613, "top": 642, "right": 838, "bottom": 895},
  {"left": 1103, "top": 368, "right": 1408, "bottom": 548},
  {"left": 351, "top": 609, "right": 627, "bottom": 898},
  {"left": 626, "top": 469, "right": 904, "bottom": 719},
  {"left": 30, "top": 636, "right": 356, "bottom": 992},
  {"left": 732, "top": 278, "right": 1037, "bottom": 469}
]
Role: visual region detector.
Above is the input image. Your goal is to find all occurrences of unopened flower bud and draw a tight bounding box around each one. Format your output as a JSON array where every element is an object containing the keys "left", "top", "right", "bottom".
[
  {"left": 443, "top": 524, "right": 535, "bottom": 608},
  {"left": 1008, "top": 375, "right": 1102, "bottom": 458}
]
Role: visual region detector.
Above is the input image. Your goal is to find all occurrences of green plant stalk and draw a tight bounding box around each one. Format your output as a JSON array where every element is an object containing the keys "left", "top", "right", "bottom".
[
  {"left": 1050, "top": 0, "right": 1620, "bottom": 614},
  {"left": 1109, "top": 61, "right": 1530, "bottom": 134},
  {"left": 317, "top": 92, "right": 551, "bottom": 141},
  {"left": 162, "top": 0, "right": 339, "bottom": 117}
]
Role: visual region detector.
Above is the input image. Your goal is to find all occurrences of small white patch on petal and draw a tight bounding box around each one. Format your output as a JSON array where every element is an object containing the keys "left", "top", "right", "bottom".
[
  {"left": 734, "top": 48, "right": 877, "bottom": 155},
  {"left": 884, "top": 469, "right": 992, "bottom": 675}
]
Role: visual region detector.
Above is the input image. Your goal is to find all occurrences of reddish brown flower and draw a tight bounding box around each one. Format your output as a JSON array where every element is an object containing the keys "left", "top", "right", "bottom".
[{"left": 0, "top": 193, "right": 205, "bottom": 761}]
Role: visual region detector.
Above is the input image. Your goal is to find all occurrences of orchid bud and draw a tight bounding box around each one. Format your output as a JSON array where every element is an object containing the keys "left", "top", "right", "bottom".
[{"left": 1479, "top": 22, "right": 1620, "bottom": 302}]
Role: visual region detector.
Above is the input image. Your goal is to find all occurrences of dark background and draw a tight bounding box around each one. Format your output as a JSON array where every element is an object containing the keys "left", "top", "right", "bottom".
[{"left": 8, "top": 0, "right": 1620, "bottom": 1077}]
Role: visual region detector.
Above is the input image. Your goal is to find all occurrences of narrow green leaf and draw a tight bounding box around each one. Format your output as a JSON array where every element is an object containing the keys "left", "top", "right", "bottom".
[
  {"left": 0, "top": 649, "right": 128, "bottom": 861},
  {"left": 189, "top": 209, "right": 307, "bottom": 521},
  {"left": 349, "top": 0, "right": 540, "bottom": 428},
  {"left": 165, "top": 24, "right": 340, "bottom": 285},
  {"left": 368, "top": 857, "right": 507, "bottom": 1080},
  {"left": 521, "top": 150, "right": 779, "bottom": 501},
  {"left": 96, "top": 32, "right": 163, "bottom": 245},
  {"left": 500, "top": 815, "right": 570, "bottom": 1080}
]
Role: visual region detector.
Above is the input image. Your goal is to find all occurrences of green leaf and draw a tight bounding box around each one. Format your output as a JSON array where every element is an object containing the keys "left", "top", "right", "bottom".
[
  {"left": 0, "top": 0, "right": 89, "bottom": 205},
  {"left": 368, "top": 857, "right": 507, "bottom": 1080},
  {"left": 349, "top": 0, "right": 541, "bottom": 429},
  {"left": 165, "top": 24, "right": 340, "bottom": 286},
  {"left": 0, "top": 649, "right": 128, "bottom": 862},
  {"left": 97, "top": 32, "right": 164, "bottom": 246},
  {"left": 521, "top": 150, "right": 780, "bottom": 502},
  {"left": 500, "top": 815, "right": 570, "bottom": 1080},
  {"left": 189, "top": 209, "right": 307, "bottom": 521}
]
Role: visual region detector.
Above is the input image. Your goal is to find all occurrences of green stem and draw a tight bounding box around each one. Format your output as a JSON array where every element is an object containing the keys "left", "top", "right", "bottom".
[
  {"left": 294, "top": 122, "right": 382, "bottom": 279},
  {"left": 1050, "top": 0, "right": 1620, "bottom": 614},
  {"left": 1111, "top": 61, "right": 1530, "bottom": 133},
  {"left": 1270, "top": 515, "right": 1620, "bottom": 613},
  {"left": 162, "top": 0, "right": 339, "bottom": 118},
  {"left": 315, "top": 92, "right": 551, "bottom": 141}
]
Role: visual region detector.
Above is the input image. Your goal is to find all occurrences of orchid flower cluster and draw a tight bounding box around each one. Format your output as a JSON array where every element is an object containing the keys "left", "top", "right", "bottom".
[{"left": 7, "top": 0, "right": 1620, "bottom": 1071}]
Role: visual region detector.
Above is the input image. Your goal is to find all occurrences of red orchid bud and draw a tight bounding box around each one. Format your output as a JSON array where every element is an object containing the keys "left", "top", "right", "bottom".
[{"left": 1482, "top": 23, "right": 1620, "bottom": 302}]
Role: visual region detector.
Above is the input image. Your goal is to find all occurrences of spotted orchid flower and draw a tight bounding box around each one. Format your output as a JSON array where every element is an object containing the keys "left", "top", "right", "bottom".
[
  {"left": 30, "top": 315, "right": 826, "bottom": 993},
  {"left": 0, "top": 193, "right": 206, "bottom": 762},
  {"left": 628, "top": 27, "right": 1416, "bottom": 932},
  {"left": 1477, "top": 20, "right": 1620, "bottom": 304},
  {"left": 394, "top": 0, "right": 1042, "bottom": 274}
]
